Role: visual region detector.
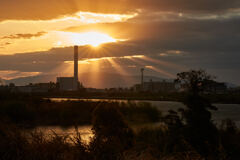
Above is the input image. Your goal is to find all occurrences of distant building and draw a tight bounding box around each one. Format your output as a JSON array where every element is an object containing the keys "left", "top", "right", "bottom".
[
  {"left": 33, "top": 83, "right": 55, "bottom": 92},
  {"left": 16, "top": 86, "right": 33, "bottom": 93},
  {"left": 57, "top": 77, "right": 78, "bottom": 91},
  {"left": 86, "top": 88, "right": 105, "bottom": 93},
  {"left": 56, "top": 45, "right": 80, "bottom": 91},
  {"left": 204, "top": 80, "right": 227, "bottom": 94},
  {"left": 133, "top": 80, "right": 176, "bottom": 93},
  {"left": 177, "top": 80, "right": 228, "bottom": 94},
  {"left": 12, "top": 83, "right": 55, "bottom": 93}
]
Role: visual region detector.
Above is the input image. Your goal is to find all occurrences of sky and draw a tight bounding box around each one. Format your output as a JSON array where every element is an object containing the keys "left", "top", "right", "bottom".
[{"left": 0, "top": 0, "right": 240, "bottom": 87}]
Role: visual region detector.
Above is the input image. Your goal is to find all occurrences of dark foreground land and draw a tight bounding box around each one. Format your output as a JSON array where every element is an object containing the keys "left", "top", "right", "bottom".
[
  {"left": 0, "top": 97, "right": 160, "bottom": 127},
  {"left": 38, "top": 91, "right": 240, "bottom": 104},
  {"left": 0, "top": 96, "right": 240, "bottom": 160},
  {"left": 1, "top": 70, "right": 240, "bottom": 159}
]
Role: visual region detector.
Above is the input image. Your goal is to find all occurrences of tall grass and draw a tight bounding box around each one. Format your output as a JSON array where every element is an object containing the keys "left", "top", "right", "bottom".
[
  {"left": 0, "top": 123, "right": 91, "bottom": 160},
  {"left": 0, "top": 109, "right": 240, "bottom": 159},
  {"left": 0, "top": 99, "right": 161, "bottom": 127}
]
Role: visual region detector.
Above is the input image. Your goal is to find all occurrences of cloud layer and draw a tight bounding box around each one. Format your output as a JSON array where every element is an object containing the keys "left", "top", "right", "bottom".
[
  {"left": 1, "top": 0, "right": 240, "bottom": 21},
  {"left": 0, "top": 1, "right": 240, "bottom": 86},
  {"left": 2, "top": 32, "right": 46, "bottom": 39}
]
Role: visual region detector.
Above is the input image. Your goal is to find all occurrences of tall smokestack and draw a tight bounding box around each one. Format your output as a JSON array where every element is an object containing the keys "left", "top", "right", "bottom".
[{"left": 74, "top": 45, "right": 78, "bottom": 82}]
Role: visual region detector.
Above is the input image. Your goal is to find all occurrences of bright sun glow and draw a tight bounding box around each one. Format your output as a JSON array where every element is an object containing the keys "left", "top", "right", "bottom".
[{"left": 70, "top": 32, "right": 117, "bottom": 47}]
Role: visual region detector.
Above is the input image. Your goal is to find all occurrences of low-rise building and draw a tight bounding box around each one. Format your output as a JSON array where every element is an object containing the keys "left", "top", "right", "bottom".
[
  {"left": 204, "top": 80, "right": 227, "bottom": 94},
  {"left": 57, "top": 77, "right": 78, "bottom": 91},
  {"left": 133, "top": 80, "right": 176, "bottom": 93},
  {"left": 12, "top": 83, "right": 55, "bottom": 93}
]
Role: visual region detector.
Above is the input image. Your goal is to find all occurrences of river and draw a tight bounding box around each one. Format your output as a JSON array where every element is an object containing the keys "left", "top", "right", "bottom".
[{"left": 38, "top": 98, "right": 240, "bottom": 143}]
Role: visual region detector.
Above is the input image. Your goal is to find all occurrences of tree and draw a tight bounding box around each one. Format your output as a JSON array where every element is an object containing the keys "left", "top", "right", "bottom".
[
  {"left": 175, "top": 69, "right": 219, "bottom": 157},
  {"left": 9, "top": 83, "right": 15, "bottom": 88},
  {"left": 90, "top": 103, "right": 134, "bottom": 160},
  {"left": 175, "top": 69, "right": 215, "bottom": 95}
]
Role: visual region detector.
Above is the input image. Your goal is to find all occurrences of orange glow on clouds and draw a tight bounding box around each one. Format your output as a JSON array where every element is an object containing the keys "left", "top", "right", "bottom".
[
  {"left": 145, "top": 65, "right": 175, "bottom": 78},
  {"left": 0, "top": 11, "right": 136, "bottom": 55},
  {"left": 64, "top": 55, "right": 145, "bottom": 65},
  {"left": 0, "top": 70, "right": 41, "bottom": 80},
  {"left": 54, "top": 31, "right": 117, "bottom": 47}
]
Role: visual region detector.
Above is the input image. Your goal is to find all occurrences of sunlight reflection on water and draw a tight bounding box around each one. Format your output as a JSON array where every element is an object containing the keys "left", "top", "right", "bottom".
[
  {"left": 42, "top": 98, "right": 240, "bottom": 137},
  {"left": 34, "top": 125, "right": 93, "bottom": 144}
]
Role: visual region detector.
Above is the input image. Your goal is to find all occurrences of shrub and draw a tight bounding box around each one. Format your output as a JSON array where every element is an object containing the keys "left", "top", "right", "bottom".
[{"left": 90, "top": 103, "right": 134, "bottom": 160}]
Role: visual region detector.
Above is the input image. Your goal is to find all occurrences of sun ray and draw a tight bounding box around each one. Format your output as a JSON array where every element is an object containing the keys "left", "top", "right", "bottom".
[
  {"left": 122, "top": 55, "right": 176, "bottom": 78},
  {"left": 107, "top": 58, "right": 130, "bottom": 76},
  {"left": 145, "top": 66, "right": 175, "bottom": 78},
  {"left": 87, "top": 59, "right": 101, "bottom": 88},
  {"left": 58, "top": 55, "right": 179, "bottom": 86},
  {"left": 126, "top": 55, "right": 148, "bottom": 67},
  {"left": 108, "top": 58, "right": 137, "bottom": 86},
  {"left": 141, "top": 56, "right": 186, "bottom": 70},
  {"left": 47, "top": 62, "right": 73, "bottom": 78}
]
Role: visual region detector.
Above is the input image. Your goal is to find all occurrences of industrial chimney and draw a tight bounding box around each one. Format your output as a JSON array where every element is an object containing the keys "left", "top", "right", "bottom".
[
  {"left": 56, "top": 45, "right": 79, "bottom": 91},
  {"left": 73, "top": 45, "right": 79, "bottom": 90},
  {"left": 74, "top": 45, "right": 78, "bottom": 81}
]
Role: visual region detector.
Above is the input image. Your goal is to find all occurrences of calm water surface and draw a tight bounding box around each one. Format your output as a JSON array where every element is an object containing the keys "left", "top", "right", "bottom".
[
  {"left": 49, "top": 98, "right": 240, "bottom": 126},
  {"left": 39, "top": 98, "right": 240, "bottom": 143}
]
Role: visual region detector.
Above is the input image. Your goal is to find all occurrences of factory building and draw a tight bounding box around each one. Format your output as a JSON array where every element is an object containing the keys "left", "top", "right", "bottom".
[
  {"left": 143, "top": 80, "right": 176, "bottom": 93},
  {"left": 133, "top": 80, "right": 176, "bottom": 93},
  {"left": 133, "top": 68, "right": 176, "bottom": 93},
  {"left": 11, "top": 83, "right": 55, "bottom": 93},
  {"left": 57, "top": 77, "right": 76, "bottom": 91},
  {"left": 57, "top": 46, "right": 79, "bottom": 91}
]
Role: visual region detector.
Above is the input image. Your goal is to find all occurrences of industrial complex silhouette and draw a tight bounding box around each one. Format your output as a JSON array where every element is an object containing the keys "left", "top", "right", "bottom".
[{"left": 57, "top": 46, "right": 79, "bottom": 91}]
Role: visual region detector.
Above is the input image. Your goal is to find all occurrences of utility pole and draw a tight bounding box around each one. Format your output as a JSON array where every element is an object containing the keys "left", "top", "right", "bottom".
[{"left": 141, "top": 68, "right": 144, "bottom": 90}]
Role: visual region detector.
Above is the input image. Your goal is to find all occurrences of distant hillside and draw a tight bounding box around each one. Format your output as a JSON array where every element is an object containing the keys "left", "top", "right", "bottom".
[
  {"left": 6, "top": 75, "right": 57, "bottom": 86},
  {"left": 5, "top": 72, "right": 171, "bottom": 88}
]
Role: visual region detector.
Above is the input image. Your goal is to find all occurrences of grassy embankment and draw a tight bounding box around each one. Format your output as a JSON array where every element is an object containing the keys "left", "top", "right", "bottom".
[
  {"left": 1, "top": 96, "right": 240, "bottom": 159},
  {"left": 0, "top": 104, "right": 240, "bottom": 160},
  {"left": 0, "top": 98, "right": 161, "bottom": 127}
]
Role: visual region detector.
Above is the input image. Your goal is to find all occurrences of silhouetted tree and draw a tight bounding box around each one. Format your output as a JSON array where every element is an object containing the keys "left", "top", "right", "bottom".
[
  {"left": 175, "top": 69, "right": 219, "bottom": 157},
  {"left": 9, "top": 83, "right": 15, "bottom": 88},
  {"left": 90, "top": 103, "right": 134, "bottom": 160},
  {"left": 175, "top": 69, "right": 215, "bottom": 95}
]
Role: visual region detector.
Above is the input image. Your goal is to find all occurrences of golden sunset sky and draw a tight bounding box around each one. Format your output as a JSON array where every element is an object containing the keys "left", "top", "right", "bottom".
[{"left": 0, "top": 0, "right": 240, "bottom": 87}]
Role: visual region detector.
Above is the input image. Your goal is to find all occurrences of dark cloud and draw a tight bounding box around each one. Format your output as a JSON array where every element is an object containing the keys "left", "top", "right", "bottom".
[
  {"left": 64, "top": 15, "right": 240, "bottom": 53},
  {"left": 0, "top": 42, "right": 153, "bottom": 73},
  {"left": 1, "top": 1, "right": 240, "bottom": 85},
  {"left": 2, "top": 31, "right": 46, "bottom": 39},
  {"left": 0, "top": 37, "right": 239, "bottom": 84},
  {"left": 1, "top": 0, "right": 240, "bottom": 21},
  {"left": 5, "top": 42, "right": 11, "bottom": 45}
]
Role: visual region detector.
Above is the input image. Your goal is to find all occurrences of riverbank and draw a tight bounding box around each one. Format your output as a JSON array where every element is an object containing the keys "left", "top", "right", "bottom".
[
  {"left": 45, "top": 91, "right": 240, "bottom": 104},
  {"left": 1, "top": 91, "right": 240, "bottom": 104},
  {"left": 48, "top": 98, "right": 240, "bottom": 127},
  {"left": 1, "top": 104, "right": 240, "bottom": 160},
  {"left": 1, "top": 97, "right": 240, "bottom": 128},
  {"left": 0, "top": 98, "right": 161, "bottom": 128}
]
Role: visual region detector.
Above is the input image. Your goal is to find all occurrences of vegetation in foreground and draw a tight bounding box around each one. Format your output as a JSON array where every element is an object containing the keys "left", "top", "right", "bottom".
[
  {"left": 0, "top": 99, "right": 160, "bottom": 127},
  {"left": 1, "top": 69, "right": 240, "bottom": 160},
  {"left": 0, "top": 104, "right": 240, "bottom": 160}
]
